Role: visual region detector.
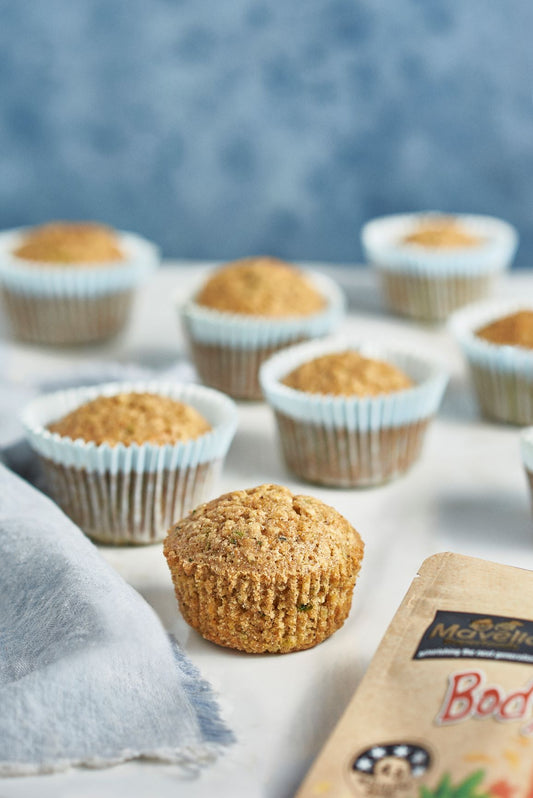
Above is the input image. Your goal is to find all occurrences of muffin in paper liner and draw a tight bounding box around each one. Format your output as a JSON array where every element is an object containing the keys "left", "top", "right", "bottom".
[
  {"left": 180, "top": 270, "right": 346, "bottom": 400},
  {"left": 361, "top": 212, "right": 518, "bottom": 322},
  {"left": 451, "top": 299, "right": 533, "bottom": 425},
  {"left": 21, "top": 381, "right": 238, "bottom": 545},
  {"left": 163, "top": 483, "right": 365, "bottom": 654},
  {"left": 0, "top": 228, "right": 159, "bottom": 344},
  {"left": 520, "top": 428, "right": 533, "bottom": 515},
  {"left": 259, "top": 338, "right": 448, "bottom": 487}
]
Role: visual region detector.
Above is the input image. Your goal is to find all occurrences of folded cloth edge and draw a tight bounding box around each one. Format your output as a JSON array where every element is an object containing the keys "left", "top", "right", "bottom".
[
  {"left": 0, "top": 462, "right": 235, "bottom": 777},
  {"left": 0, "top": 641, "right": 235, "bottom": 778},
  {"left": 0, "top": 642, "right": 235, "bottom": 777}
]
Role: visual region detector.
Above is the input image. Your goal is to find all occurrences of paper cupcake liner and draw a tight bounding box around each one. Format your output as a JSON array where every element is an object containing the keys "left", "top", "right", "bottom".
[
  {"left": 260, "top": 337, "right": 448, "bottom": 487},
  {"left": 166, "top": 557, "right": 357, "bottom": 654},
  {"left": 362, "top": 212, "right": 518, "bottom": 322},
  {"left": 181, "top": 270, "right": 345, "bottom": 399},
  {"left": 42, "top": 458, "right": 217, "bottom": 545},
  {"left": 22, "top": 381, "right": 238, "bottom": 544},
  {"left": 451, "top": 300, "right": 533, "bottom": 425},
  {"left": 273, "top": 412, "right": 430, "bottom": 487},
  {"left": 520, "top": 429, "right": 533, "bottom": 516},
  {"left": 0, "top": 229, "right": 159, "bottom": 344},
  {"left": 1, "top": 287, "right": 134, "bottom": 344},
  {"left": 188, "top": 338, "right": 308, "bottom": 400},
  {"left": 521, "top": 428, "right": 533, "bottom": 471},
  {"left": 378, "top": 270, "right": 497, "bottom": 323},
  {"left": 361, "top": 212, "right": 518, "bottom": 275}
]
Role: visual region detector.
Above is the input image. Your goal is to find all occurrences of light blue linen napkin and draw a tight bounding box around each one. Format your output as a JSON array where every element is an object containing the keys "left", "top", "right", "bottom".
[{"left": 0, "top": 463, "right": 234, "bottom": 775}]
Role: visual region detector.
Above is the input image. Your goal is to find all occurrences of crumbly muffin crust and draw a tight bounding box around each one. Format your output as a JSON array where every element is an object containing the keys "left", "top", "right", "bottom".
[
  {"left": 164, "top": 483, "right": 364, "bottom": 653},
  {"left": 48, "top": 392, "right": 211, "bottom": 446},
  {"left": 402, "top": 218, "right": 481, "bottom": 249},
  {"left": 282, "top": 351, "right": 413, "bottom": 397},
  {"left": 195, "top": 257, "right": 325, "bottom": 317},
  {"left": 475, "top": 310, "right": 533, "bottom": 350},
  {"left": 13, "top": 222, "right": 124, "bottom": 264}
]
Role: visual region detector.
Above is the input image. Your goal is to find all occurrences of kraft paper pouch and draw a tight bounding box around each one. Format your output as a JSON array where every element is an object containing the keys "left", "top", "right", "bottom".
[{"left": 297, "top": 553, "right": 533, "bottom": 798}]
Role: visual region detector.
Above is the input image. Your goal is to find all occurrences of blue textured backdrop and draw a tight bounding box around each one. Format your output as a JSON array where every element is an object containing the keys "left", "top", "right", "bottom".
[{"left": 0, "top": 0, "right": 532, "bottom": 265}]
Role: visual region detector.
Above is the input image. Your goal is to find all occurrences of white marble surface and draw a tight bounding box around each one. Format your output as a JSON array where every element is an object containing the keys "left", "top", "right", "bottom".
[{"left": 2, "top": 263, "right": 533, "bottom": 798}]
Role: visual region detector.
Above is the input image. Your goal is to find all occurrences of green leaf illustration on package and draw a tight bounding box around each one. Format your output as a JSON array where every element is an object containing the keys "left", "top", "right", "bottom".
[{"left": 420, "top": 771, "right": 490, "bottom": 798}]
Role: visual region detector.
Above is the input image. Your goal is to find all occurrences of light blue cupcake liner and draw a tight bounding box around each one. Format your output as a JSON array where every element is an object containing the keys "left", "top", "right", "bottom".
[
  {"left": 181, "top": 270, "right": 346, "bottom": 350},
  {"left": 520, "top": 427, "right": 533, "bottom": 473},
  {"left": 22, "top": 381, "right": 238, "bottom": 473},
  {"left": 260, "top": 337, "right": 448, "bottom": 431},
  {"left": 451, "top": 299, "right": 533, "bottom": 373},
  {"left": 361, "top": 212, "right": 518, "bottom": 277},
  {"left": 451, "top": 299, "right": 533, "bottom": 424},
  {"left": 0, "top": 228, "right": 159, "bottom": 297},
  {"left": 260, "top": 337, "right": 448, "bottom": 486},
  {"left": 22, "top": 381, "right": 238, "bottom": 543}
]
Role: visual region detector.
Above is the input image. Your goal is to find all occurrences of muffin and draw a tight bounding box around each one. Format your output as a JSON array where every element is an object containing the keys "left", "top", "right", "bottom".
[
  {"left": 451, "top": 301, "right": 533, "bottom": 425},
  {"left": 475, "top": 310, "right": 533, "bottom": 349},
  {"left": 164, "top": 483, "right": 364, "bottom": 654},
  {"left": 282, "top": 351, "right": 414, "bottom": 397},
  {"left": 401, "top": 217, "right": 482, "bottom": 249},
  {"left": 361, "top": 213, "right": 518, "bottom": 322},
  {"left": 181, "top": 256, "right": 345, "bottom": 400},
  {"left": 47, "top": 393, "right": 211, "bottom": 444},
  {"left": 260, "top": 338, "right": 448, "bottom": 487},
  {"left": 12, "top": 222, "right": 124, "bottom": 263},
  {"left": 0, "top": 221, "right": 159, "bottom": 344},
  {"left": 22, "top": 382, "right": 237, "bottom": 544}
]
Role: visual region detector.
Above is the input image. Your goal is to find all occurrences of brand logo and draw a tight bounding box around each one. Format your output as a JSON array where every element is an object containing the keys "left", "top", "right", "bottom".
[
  {"left": 347, "top": 743, "right": 431, "bottom": 798},
  {"left": 413, "top": 611, "right": 533, "bottom": 664}
]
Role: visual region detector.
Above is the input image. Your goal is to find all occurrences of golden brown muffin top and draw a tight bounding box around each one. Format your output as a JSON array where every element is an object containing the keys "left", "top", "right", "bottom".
[
  {"left": 48, "top": 392, "right": 211, "bottom": 446},
  {"left": 164, "top": 483, "right": 364, "bottom": 579},
  {"left": 475, "top": 310, "right": 533, "bottom": 350},
  {"left": 194, "top": 257, "right": 325, "bottom": 317},
  {"left": 402, "top": 217, "right": 481, "bottom": 249},
  {"left": 13, "top": 222, "right": 124, "bottom": 264},
  {"left": 282, "top": 351, "right": 413, "bottom": 397}
]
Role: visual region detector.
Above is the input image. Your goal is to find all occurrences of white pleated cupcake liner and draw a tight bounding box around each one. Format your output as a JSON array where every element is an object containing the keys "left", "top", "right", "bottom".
[
  {"left": 378, "top": 270, "right": 498, "bottom": 323},
  {"left": 451, "top": 299, "right": 533, "bottom": 425},
  {"left": 0, "top": 228, "right": 159, "bottom": 344},
  {"left": 1, "top": 289, "right": 134, "bottom": 345},
  {"left": 520, "top": 428, "right": 533, "bottom": 472},
  {"left": 180, "top": 269, "right": 345, "bottom": 349},
  {"left": 521, "top": 429, "right": 533, "bottom": 517},
  {"left": 361, "top": 212, "right": 518, "bottom": 276},
  {"left": 188, "top": 339, "right": 281, "bottom": 400},
  {"left": 259, "top": 337, "right": 448, "bottom": 486},
  {"left": 0, "top": 228, "right": 160, "bottom": 297},
  {"left": 21, "top": 381, "right": 238, "bottom": 544}
]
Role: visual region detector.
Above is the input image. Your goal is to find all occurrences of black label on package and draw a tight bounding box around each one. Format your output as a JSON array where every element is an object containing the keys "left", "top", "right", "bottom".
[{"left": 413, "top": 610, "right": 533, "bottom": 665}]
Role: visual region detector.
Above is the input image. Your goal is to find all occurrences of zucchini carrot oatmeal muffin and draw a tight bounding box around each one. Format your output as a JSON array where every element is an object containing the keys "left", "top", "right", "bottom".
[
  {"left": 47, "top": 393, "right": 211, "bottom": 445},
  {"left": 164, "top": 484, "right": 364, "bottom": 654},
  {"left": 361, "top": 212, "right": 518, "bottom": 322},
  {"left": 0, "top": 221, "right": 158, "bottom": 344},
  {"left": 22, "top": 383, "right": 237, "bottom": 544},
  {"left": 475, "top": 310, "right": 533, "bottom": 349},
  {"left": 195, "top": 256, "right": 325, "bottom": 316},
  {"left": 12, "top": 222, "right": 124, "bottom": 263},
  {"left": 260, "top": 340, "right": 448, "bottom": 487},
  {"left": 451, "top": 302, "right": 533, "bottom": 425},
  {"left": 401, "top": 216, "right": 482, "bottom": 249},
  {"left": 282, "top": 350, "right": 413, "bottom": 397},
  {"left": 181, "top": 256, "right": 345, "bottom": 399}
]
